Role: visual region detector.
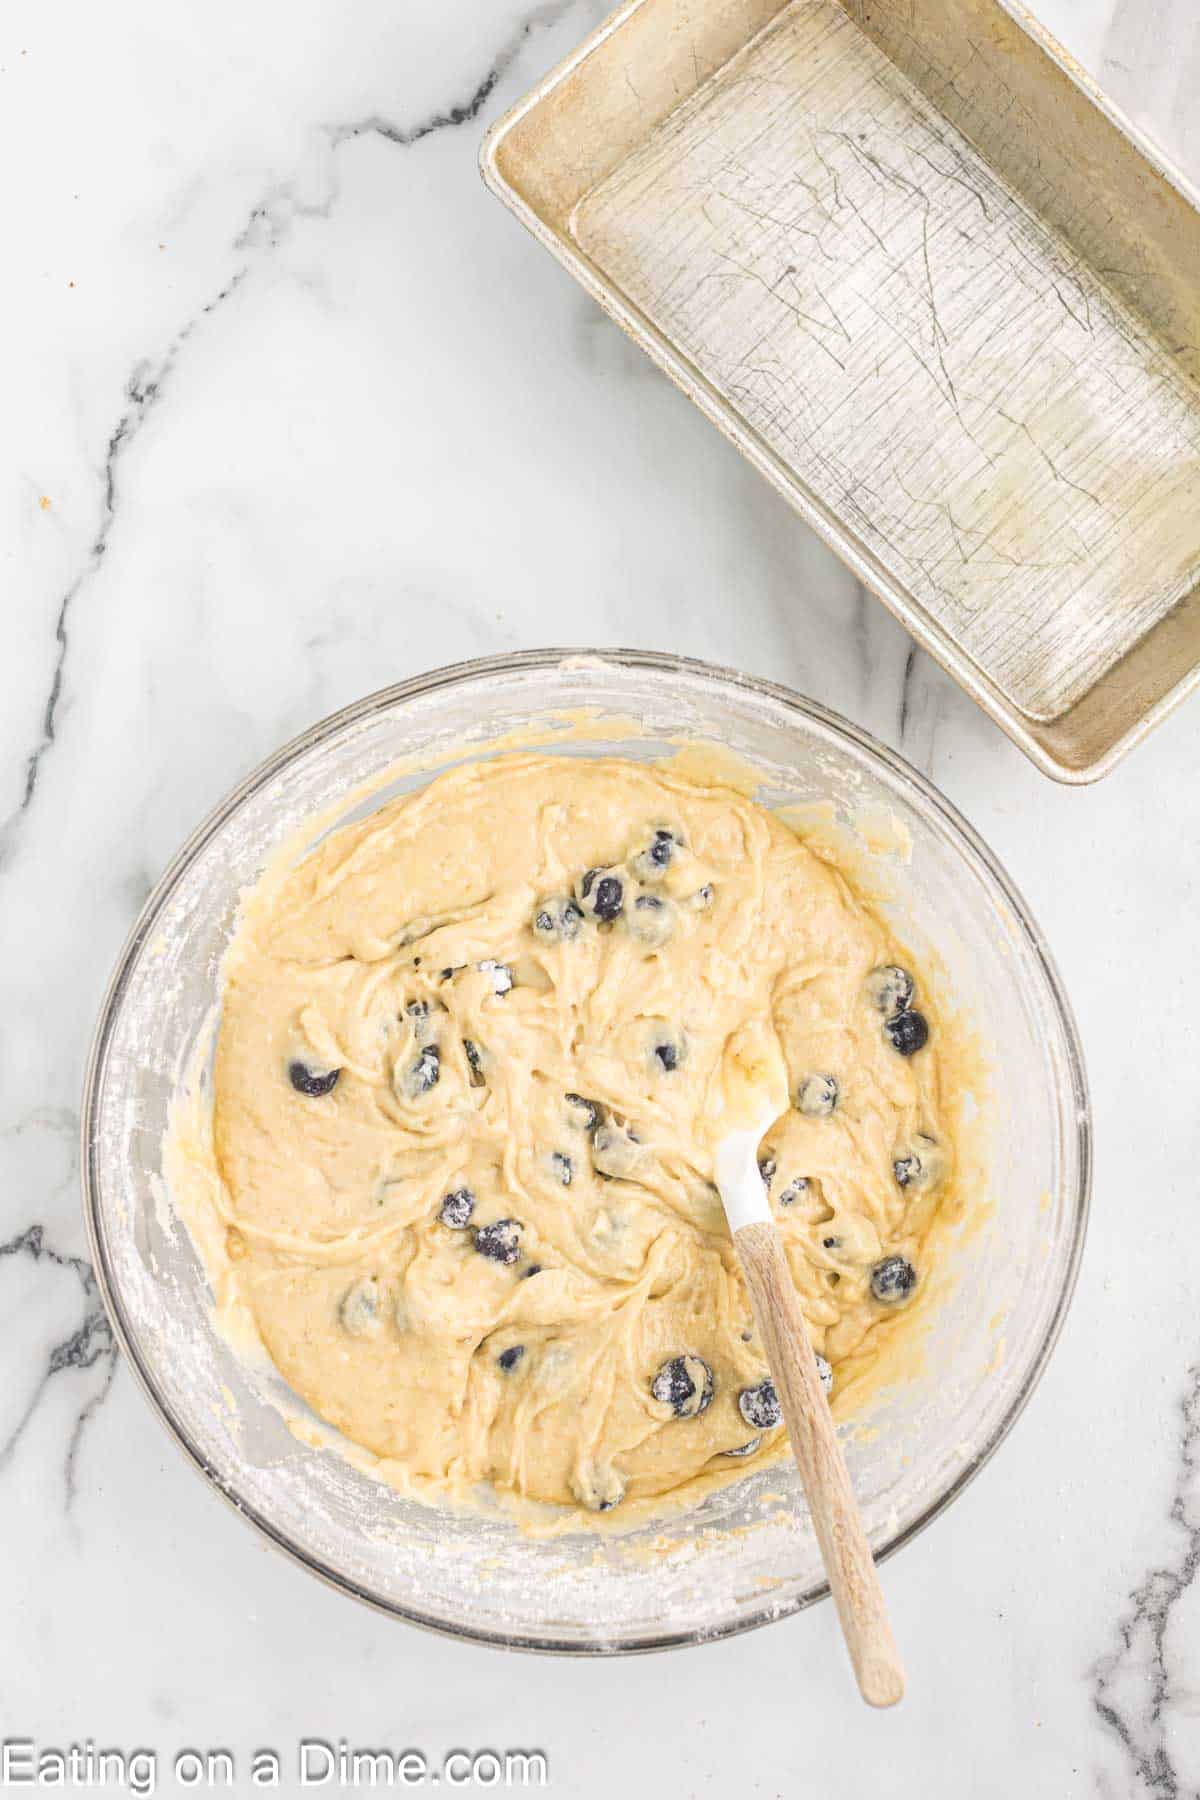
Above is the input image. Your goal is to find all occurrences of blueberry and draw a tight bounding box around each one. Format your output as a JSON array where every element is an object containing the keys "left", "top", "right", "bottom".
[
  {"left": 551, "top": 1151, "right": 573, "bottom": 1186},
  {"left": 871, "top": 1255, "right": 918, "bottom": 1304},
  {"left": 478, "top": 960, "right": 514, "bottom": 996},
  {"left": 739, "top": 1379, "right": 782, "bottom": 1431},
  {"left": 288, "top": 1061, "right": 340, "bottom": 1097},
  {"left": 338, "top": 1276, "right": 382, "bottom": 1337},
  {"left": 405, "top": 998, "right": 431, "bottom": 1024},
  {"left": 521, "top": 1263, "right": 542, "bottom": 1279},
  {"left": 474, "top": 1218, "right": 522, "bottom": 1266},
  {"left": 497, "top": 1345, "right": 525, "bottom": 1373},
  {"left": 649, "top": 1027, "right": 686, "bottom": 1073},
  {"left": 532, "top": 896, "right": 584, "bottom": 943},
  {"left": 815, "top": 1353, "right": 834, "bottom": 1397},
  {"left": 722, "top": 1435, "right": 762, "bottom": 1459},
  {"left": 866, "top": 964, "right": 915, "bottom": 1018},
  {"left": 565, "top": 1093, "right": 603, "bottom": 1134},
  {"left": 777, "top": 1176, "right": 809, "bottom": 1207},
  {"left": 821, "top": 1234, "right": 841, "bottom": 1250},
  {"left": 439, "top": 1188, "right": 475, "bottom": 1229},
  {"left": 895, "top": 1144, "right": 932, "bottom": 1188},
  {"left": 894, "top": 1133, "right": 942, "bottom": 1191},
  {"left": 893, "top": 1154, "right": 919, "bottom": 1188},
  {"left": 884, "top": 1009, "right": 929, "bottom": 1056},
  {"left": 689, "top": 883, "right": 714, "bottom": 910},
  {"left": 578, "top": 867, "right": 625, "bottom": 922},
  {"left": 796, "top": 1073, "right": 838, "bottom": 1117},
  {"left": 401, "top": 1043, "right": 440, "bottom": 1099},
  {"left": 463, "top": 1038, "right": 486, "bottom": 1088},
  {"left": 651, "top": 1354, "right": 715, "bottom": 1419},
  {"left": 758, "top": 1153, "right": 777, "bottom": 1190},
  {"left": 630, "top": 827, "right": 679, "bottom": 883},
  {"left": 627, "top": 893, "right": 675, "bottom": 947}
]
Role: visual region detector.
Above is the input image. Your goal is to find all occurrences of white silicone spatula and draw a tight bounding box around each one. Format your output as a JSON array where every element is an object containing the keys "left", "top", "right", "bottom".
[{"left": 712, "top": 1025, "right": 905, "bottom": 1708}]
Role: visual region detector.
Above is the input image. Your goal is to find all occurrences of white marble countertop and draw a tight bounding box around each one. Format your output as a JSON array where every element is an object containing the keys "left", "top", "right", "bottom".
[{"left": 5, "top": 0, "right": 1200, "bottom": 1793}]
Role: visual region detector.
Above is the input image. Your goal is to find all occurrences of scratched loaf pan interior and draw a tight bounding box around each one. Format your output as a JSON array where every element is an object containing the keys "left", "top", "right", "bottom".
[{"left": 483, "top": 0, "right": 1200, "bottom": 780}]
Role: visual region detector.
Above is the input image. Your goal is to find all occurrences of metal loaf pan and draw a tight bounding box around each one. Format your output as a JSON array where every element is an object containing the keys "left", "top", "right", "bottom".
[{"left": 482, "top": 0, "right": 1200, "bottom": 780}]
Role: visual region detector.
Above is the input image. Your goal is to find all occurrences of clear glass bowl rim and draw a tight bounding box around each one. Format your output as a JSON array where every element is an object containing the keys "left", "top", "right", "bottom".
[{"left": 81, "top": 646, "right": 1092, "bottom": 1655}]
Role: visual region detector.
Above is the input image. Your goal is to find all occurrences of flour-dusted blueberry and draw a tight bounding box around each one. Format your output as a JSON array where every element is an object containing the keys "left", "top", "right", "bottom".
[
  {"left": 689, "top": 883, "right": 714, "bottom": 911},
  {"left": 893, "top": 1133, "right": 942, "bottom": 1190},
  {"left": 871, "top": 1255, "right": 918, "bottom": 1304},
  {"left": 630, "top": 827, "right": 680, "bottom": 883},
  {"left": 651, "top": 826, "right": 678, "bottom": 863},
  {"left": 406, "top": 998, "right": 431, "bottom": 1024},
  {"left": 478, "top": 960, "right": 514, "bottom": 996},
  {"left": 564, "top": 1092, "right": 603, "bottom": 1134},
  {"left": 650, "top": 1354, "right": 715, "bottom": 1419},
  {"left": 865, "top": 964, "right": 915, "bottom": 1018},
  {"left": 551, "top": 1151, "right": 573, "bottom": 1187},
  {"left": 439, "top": 1188, "right": 476, "bottom": 1229},
  {"left": 722, "top": 1435, "right": 762, "bottom": 1458},
  {"left": 288, "top": 1061, "right": 340, "bottom": 1097},
  {"left": 739, "top": 1379, "right": 782, "bottom": 1431},
  {"left": 577, "top": 866, "right": 625, "bottom": 923},
  {"left": 777, "top": 1176, "right": 810, "bottom": 1207},
  {"left": 474, "top": 1218, "right": 522, "bottom": 1266},
  {"left": 400, "top": 1043, "right": 441, "bottom": 1099},
  {"left": 758, "top": 1153, "right": 777, "bottom": 1190},
  {"left": 649, "top": 1026, "right": 687, "bottom": 1073},
  {"left": 796, "top": 1073, "right": 838, "bottom": 1117},
  {"left": 532, "top": 895, "right": 584, "bottom": 943},
  {"left": 627, "top": 893, "right": 675, "bottom": 948},
  {"left": 884, "top": 1009, "right": 929, "bottom": 1056},
  {"left": 815, "top": 1353, "right": 834, "bottom": 1397},
  {"left": 497, "top": 1345, "right": 525, "bottom": 1373},
  {"left": 463, "top": 1038, "right": 486, "bottom": 1088},
  {"left": 338, "top": 1275, "right": 383, "bottom": 1337},
  {"left": 592, "top": 1120, "right": 643, "bottom": 1180}
]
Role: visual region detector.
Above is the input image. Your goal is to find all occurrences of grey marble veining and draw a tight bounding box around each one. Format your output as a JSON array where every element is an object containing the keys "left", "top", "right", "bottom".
[
  {"left": 4, "top": 0, "right": 1200, "bottom": 1792},
  {"left": 0, "top": 1222, "right": 116, "bottom": 1511},
  {"left": 1091, "top": 1363, "right": 1200, "bottom": 1798},
  {"left": 4, "top": 0, "right": 599, "bottom": 865}
]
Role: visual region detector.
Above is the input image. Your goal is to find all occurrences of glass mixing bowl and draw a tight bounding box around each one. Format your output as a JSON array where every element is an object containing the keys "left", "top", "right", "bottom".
[{"left": 82, "top": 650, "right": 1089, "bottom": 1653}]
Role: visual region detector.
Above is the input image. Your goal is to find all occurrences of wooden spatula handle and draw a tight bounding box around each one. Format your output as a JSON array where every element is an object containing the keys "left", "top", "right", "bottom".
[{"left": 735, "top": 1219, "right": 905, "bottom": 1707}]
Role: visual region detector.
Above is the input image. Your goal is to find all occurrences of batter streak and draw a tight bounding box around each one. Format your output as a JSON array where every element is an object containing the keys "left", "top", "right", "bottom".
[{"left": 211, "top": 754, "right": 953, "bottom": 1517}]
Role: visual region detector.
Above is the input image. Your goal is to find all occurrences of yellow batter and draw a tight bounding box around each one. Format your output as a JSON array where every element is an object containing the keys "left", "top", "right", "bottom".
[{"left": 211, "top": 754, "right": 953, "bottom": 1518}]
